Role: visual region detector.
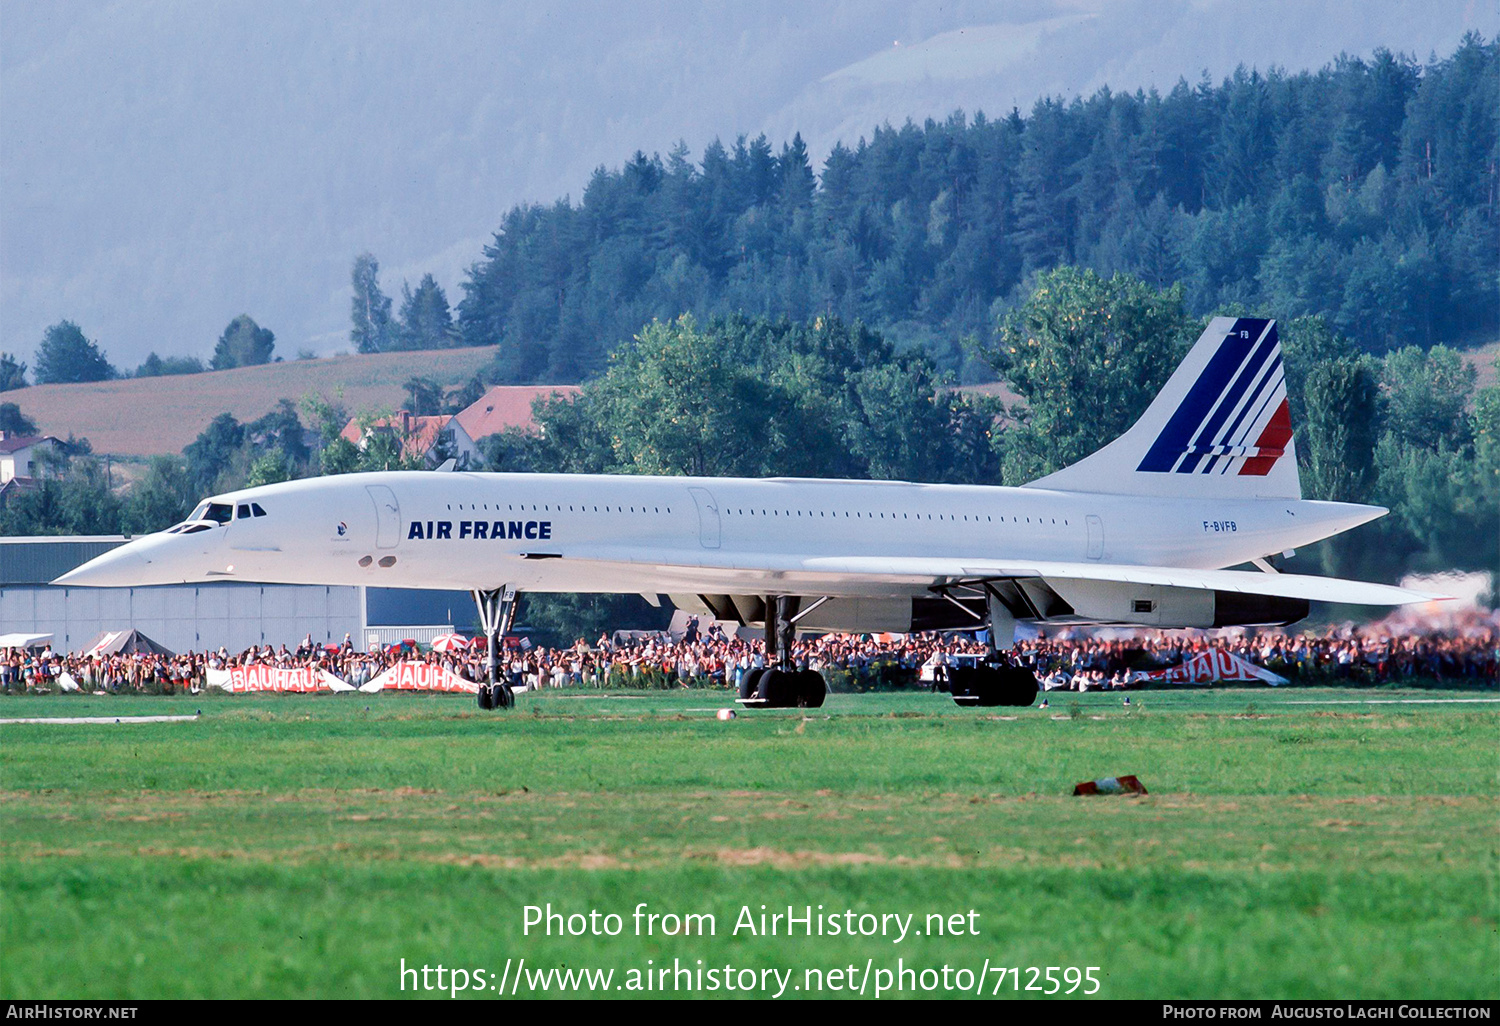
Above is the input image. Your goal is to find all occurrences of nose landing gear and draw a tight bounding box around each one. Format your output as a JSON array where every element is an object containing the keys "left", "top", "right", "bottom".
[{"left": 473, "top": 586, "right": 517, "bottom": 710}]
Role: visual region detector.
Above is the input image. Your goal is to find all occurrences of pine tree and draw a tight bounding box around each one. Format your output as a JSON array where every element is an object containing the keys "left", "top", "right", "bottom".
[
  {"left": 210, "top": 315, "right": 276, "bottom": 370},
  {"left": 0, "top": 352, "right": 27, "bottom": 391},
  {"left": 350, "top": 253, "right": 394, "bottom": 353},
  {"left": 395, "top": 274, "right": 458, "bottom": 350}
]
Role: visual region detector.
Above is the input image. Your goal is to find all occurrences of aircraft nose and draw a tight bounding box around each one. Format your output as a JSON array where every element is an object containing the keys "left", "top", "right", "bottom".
[{"left": 52, "top": 542, "right": 152, "bottom": 587}]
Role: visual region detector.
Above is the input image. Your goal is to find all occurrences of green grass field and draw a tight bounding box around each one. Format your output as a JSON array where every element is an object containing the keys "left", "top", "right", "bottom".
[{"left": 2, "top": 687, "right": 1496, "bottom": 1000}]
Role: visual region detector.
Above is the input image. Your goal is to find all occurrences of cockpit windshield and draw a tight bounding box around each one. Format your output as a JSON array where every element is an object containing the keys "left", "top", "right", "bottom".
[{"left": 183, "top": 499, "right": 258, "bottom": 528}]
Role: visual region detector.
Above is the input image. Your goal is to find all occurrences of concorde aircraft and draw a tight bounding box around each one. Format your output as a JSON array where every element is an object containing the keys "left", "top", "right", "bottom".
[{"left": 55, "top": 317, "right": 1440, "bottom": 710}]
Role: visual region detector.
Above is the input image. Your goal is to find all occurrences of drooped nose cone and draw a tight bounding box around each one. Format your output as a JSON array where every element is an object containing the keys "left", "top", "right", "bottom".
[{"left": 52, "top": 537, "right": 175, "bottom": 587}]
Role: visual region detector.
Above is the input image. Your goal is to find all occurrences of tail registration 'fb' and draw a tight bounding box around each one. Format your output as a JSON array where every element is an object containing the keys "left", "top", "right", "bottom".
[{"left": 1025, "top": 317, "right": 1301, "bottom": 500}]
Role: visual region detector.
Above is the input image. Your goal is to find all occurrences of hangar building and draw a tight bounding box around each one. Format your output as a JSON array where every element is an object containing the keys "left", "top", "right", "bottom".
[{"left": 0, "top": 536, "right": 471, "bottom": 653}]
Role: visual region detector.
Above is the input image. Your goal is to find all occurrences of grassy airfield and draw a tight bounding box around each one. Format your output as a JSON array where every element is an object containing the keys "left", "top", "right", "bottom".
[{"left": 1, "top": 687, "right": 1495, "bottom": 1000}]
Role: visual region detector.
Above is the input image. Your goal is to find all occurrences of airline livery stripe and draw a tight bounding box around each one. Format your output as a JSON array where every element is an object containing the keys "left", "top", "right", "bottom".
[
  {"left": 1211, "top": 362, "right": 1286, "bottom": 475},
  {"left": 1137, "top": 319, "right": 1261, "bottom": 472},
  {"left": 1217, "top": 354, "right": 1283, "bottom": 452},
  {"left": 1137, "top": 318, "right": 1274, "bottom": 474},
  {"left": 1178, "top": 320, "right": 1276, "bottom": 474},
  {"left": 1202, "top": 356, "right": 1284, "bottom": 475}
]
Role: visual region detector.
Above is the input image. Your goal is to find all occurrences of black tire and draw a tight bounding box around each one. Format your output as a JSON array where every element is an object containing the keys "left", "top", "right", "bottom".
[
  {"left": 740, "top": 667, "right": 765, "bottom": 701},
  {"left": 948, "top": 666, "right": 984, "bottom": 704},
  {"left": 758, "top": 668, "right": 795, "bottom": 708},
  {"left": 797, "top": 670, "right": 826, "bottom": 708},
  {"left": 477, "top": 684, "right": 494, "bottom": 710},
  {"left": 497, "top": 683, "right": 514, "bottom": 709},
  {"left": 949, "top": 666, "right": 1038, "bottom": 707},
  {"left": 997, "top": 666, "right": 1039, "bottom": 707}
]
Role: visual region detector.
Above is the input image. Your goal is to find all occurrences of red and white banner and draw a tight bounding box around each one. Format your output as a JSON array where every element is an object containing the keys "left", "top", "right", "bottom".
[
  {"left": 1130, "top": 650, "right": 1287, "bottom": 686},
  {"left": 360, "top": 661, "right": 479, "bottom": 694},
  {"left": 206, "top": 664, "right": 353, "bottom": 693}
]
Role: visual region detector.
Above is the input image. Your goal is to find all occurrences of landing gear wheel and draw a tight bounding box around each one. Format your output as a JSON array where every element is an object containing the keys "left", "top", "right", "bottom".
[
  {"left": 996, "top": 666, "right": 1039, "bottom": 707},
  {"left": 797, "top": 670, "right": 826, "bottom": 708},
  {"left": 758, "top": 668, "right": 795, "bottom": 707},
  {"left": 477, "top": 684, "right": 494, "bottom": 710},
  {"left": 496, "top": 683, "right": 515, "bottom": 709},
  {"left": 949, "top": 666, "right": 1038, "bottom": 707},
  {"left": 740, "top": 667, "right": 765, "bottom": 701}
]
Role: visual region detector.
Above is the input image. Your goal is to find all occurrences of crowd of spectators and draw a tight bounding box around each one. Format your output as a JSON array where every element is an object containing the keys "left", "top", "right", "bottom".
[{"left": 3, "top": 617, "right": 1495, "bottom": 695}]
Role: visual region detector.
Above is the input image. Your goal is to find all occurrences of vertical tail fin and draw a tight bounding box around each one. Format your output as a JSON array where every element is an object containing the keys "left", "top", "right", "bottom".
[{"left": 1023, "top": 317, "right": 1301, "bottom": 499}]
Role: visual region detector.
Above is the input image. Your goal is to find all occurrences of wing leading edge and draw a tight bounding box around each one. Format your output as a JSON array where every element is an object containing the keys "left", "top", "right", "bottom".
[
  {"left": 551, "top": 544, "right": 1442, "bottom": 607},
  {"left": 794, "top": 556, "right": 1442, "bottom": 606}
]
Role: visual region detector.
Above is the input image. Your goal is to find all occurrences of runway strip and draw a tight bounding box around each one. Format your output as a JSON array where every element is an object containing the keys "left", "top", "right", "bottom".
[
  {"left": 1278, "top": 698, "right": 1499, "bottom": 705},
  {"left": 0, "top": 715, "right": 201, "bottom": 725}
]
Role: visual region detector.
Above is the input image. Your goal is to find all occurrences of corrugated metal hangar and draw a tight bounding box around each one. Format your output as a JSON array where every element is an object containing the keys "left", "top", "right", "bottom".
[{"left": 1, "top": 536, "right": 470, "bottom": 653}]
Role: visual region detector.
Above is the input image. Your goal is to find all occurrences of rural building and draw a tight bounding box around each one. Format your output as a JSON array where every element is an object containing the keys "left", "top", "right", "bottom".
[
  {"left": 0, "top": 432, "right": 65, "bottom": 484},
  {"left": 339, "top": 411, "right": 479, "bottom": 469},
  {"left": 454, "top": 385, "right": 581, "bottom": 442}
]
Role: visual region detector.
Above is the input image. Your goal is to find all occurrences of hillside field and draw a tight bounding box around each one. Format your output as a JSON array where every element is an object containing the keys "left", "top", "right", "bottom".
[
  {"left": 1, "top": 687, "right": 1494, "bottom": 1000},
  {"left": 2, "top": 347, "right": 498, "bottom": 457},
  {"left": 4, "top": 340, "right": 1494, "bottom": 462}
]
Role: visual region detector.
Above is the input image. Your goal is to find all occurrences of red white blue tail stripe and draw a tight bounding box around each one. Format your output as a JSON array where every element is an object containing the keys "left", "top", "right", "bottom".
[{"left": 1136, "top": 318, "right": 1291, "bottom": 478}]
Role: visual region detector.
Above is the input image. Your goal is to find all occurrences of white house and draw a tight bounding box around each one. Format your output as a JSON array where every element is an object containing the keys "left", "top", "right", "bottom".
[{"left": 0, "top": 433, "right": 64, "bottom": 484}]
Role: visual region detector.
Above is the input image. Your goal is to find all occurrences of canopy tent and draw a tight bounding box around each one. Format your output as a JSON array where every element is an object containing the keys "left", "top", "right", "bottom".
[
  {"left": 665, "top": 610, "right": 763, "bottom": 643},
  {"left": 0, "top": 632, "right": 54, "bottom": 650},
  {"left": 82, "top": 629, "right": 175, "bottom": 658}
]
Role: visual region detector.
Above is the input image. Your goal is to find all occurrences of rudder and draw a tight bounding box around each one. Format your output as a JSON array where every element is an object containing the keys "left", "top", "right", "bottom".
[{"left": 1023, "top": 317, "right": 1301, "bottom": 499}]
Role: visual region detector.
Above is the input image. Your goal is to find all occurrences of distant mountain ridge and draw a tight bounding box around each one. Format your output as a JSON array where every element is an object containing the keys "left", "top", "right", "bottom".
[{"left": 2, "top": 1, "right": 1488, "bottom": 370}]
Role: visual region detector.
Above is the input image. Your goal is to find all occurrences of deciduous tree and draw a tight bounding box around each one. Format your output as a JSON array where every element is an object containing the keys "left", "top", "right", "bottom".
[{"left": 34, "top": 321, "right": 115, "bottom": 384}]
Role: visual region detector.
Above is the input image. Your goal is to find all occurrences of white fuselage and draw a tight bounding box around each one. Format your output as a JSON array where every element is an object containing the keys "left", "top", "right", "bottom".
[{"left": 61, "top": 471, "right": 1379, "bottom": 602}]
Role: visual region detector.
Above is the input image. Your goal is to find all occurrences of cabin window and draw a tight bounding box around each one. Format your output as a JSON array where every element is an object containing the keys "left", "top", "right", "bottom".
[
  {"left": 204, "top": 503, "right": 233, "bottom": 525},
  {"left": 237, "top": 504, "right": 252, "bottom": 520},
  {"left": 251, "top": 503, "right": 267, "bottom": 517}
]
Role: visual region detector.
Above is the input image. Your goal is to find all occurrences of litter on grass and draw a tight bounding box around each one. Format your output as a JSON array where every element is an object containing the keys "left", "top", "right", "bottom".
[{"left": 1073, "top": 775, "right": 1148, "bottom": 796}]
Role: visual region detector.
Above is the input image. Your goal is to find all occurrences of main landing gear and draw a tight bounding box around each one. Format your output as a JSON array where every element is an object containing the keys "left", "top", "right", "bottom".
[
  {"left": 473, "top": 586, "right": 518, "bottom": 710},
  {"left": 737, "top": 595, "right": 827, "bottom": 709},
  {"left": 944, "top": 583, "right": 1039, "bottom": 708}
]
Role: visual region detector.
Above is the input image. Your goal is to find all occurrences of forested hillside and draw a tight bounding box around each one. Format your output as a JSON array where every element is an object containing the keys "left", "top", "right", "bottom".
[{"left": 458, "top": 35, "right": 1497, "bottom": 382}]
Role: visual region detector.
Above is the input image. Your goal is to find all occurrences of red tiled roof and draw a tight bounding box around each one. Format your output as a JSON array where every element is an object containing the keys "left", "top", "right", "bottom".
[
  {"left": 454, "top": 385, "right": 581, "bottom": 441},
  {"left": 0, "top": 434, "right": 59, "bottom": 455},
  {"left": 340, "top": 412, "right": 455, "bottom": 458}
]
